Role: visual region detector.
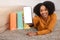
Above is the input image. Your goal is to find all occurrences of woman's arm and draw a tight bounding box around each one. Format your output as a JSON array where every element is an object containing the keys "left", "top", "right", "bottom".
[{"left": 36, "top": 14, "right": 57, "bottom": 35}]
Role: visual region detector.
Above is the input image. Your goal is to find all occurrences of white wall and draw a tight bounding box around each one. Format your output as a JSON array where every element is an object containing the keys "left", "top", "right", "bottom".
[
  {"left": 0, "top": 0, "right": 45, "bottom": 6},
  {"left": 0, "top": 0, "right": 60, "bottom": 10}
]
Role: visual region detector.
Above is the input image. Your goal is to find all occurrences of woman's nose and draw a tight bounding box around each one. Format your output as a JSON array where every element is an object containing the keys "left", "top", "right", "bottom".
[{"left": 42, "top": 11, "right": 46, "bottom": 14}]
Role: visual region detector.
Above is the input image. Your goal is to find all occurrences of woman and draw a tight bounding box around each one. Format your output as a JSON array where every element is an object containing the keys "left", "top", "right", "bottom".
[{"left": 27, "top": 1, "right": 57, "bottom": 36}]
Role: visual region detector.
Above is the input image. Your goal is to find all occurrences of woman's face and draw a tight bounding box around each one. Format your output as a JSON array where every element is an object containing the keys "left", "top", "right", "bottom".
[{"left": 40, "top": 5, "right": 48, "bottom": 18}]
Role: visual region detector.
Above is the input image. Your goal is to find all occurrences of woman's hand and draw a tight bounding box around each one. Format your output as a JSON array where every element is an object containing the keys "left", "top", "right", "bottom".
[{"left": 26, "top": 32, "right": 37, "bottom": 36}]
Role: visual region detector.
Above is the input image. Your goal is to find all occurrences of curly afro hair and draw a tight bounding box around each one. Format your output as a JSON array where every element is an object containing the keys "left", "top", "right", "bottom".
[{"left": 33, "top": 1, "right": 55, "bottom": 17}]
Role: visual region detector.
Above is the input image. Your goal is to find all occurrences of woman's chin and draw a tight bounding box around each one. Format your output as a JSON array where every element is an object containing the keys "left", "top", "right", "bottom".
[{"left": 43, "top": 16, "right": 48, "bottom": 18}]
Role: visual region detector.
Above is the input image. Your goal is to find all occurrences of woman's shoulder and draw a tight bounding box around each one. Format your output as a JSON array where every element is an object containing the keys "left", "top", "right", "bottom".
[
  {"left": 50, "top": 13, "right": 57, "bottom": 19},
  {"left": 51, "top": 13, "right": 57, "bottom": 17},
  {"left": 33, "top": 16, "right": 39, "bottom": 20}
]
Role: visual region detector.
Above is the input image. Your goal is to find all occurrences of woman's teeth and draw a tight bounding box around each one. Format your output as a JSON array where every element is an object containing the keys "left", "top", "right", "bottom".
[{"left": 42, "top": 14, "right": 47, "bottom": 17}]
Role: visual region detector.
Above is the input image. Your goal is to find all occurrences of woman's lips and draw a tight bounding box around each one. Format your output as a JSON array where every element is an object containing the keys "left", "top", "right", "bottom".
[{"left": 42, "top": 13, "right": 47, "bottom": 17}]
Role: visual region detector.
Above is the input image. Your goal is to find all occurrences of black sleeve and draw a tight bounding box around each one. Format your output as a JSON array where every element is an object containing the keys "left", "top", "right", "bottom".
[{"left": 27, "top": 23, "right": 34, "bottom": 27}]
